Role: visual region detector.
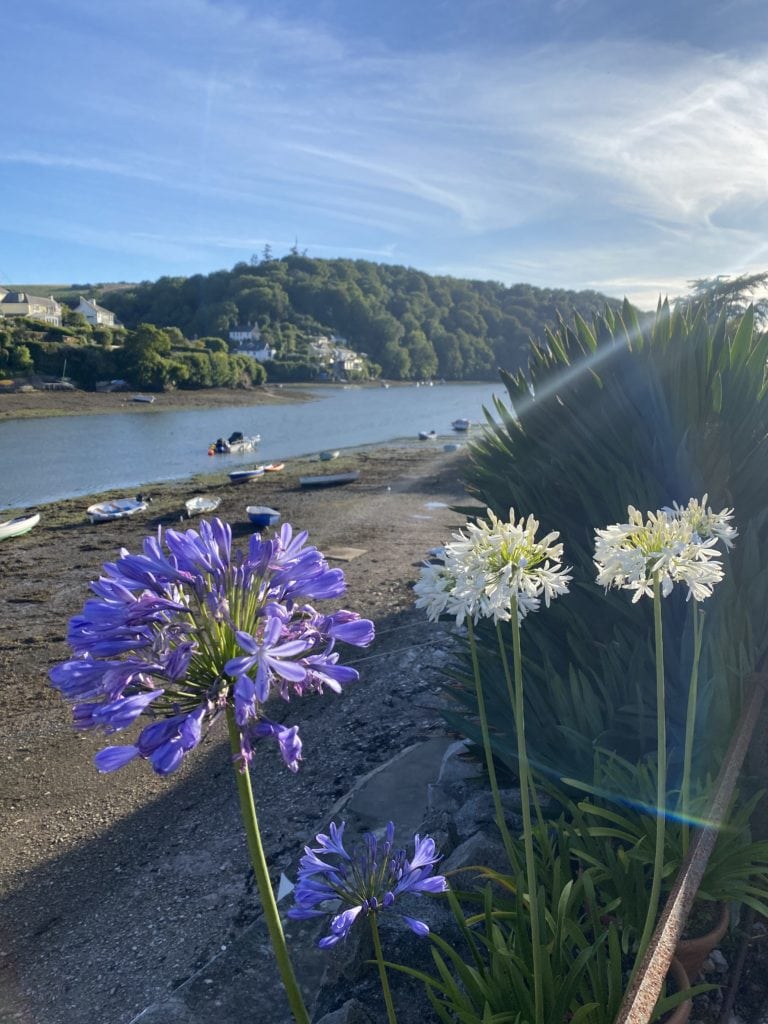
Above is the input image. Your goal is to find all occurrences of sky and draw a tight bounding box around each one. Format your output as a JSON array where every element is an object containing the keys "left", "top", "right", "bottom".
[{"left": 2, "top": 0, "right": 768, "bottom": 309}]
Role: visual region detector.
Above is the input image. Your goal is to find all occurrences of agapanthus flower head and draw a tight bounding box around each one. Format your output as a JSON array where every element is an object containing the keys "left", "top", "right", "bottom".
[
  {"left": 414, "top": 507, "right": 571, "bottom": 624},
  {"left": 50, "top": 519, "right": 374, "bottom": 775},
  {"left": 594, "top": 501, "right": 732, "bottom": 603},
  {"left": 288, "top": 820, "right": 448, "bottom": 946},
  {"left": 662, "top": 494, "right": 738, "bottom": 550}
]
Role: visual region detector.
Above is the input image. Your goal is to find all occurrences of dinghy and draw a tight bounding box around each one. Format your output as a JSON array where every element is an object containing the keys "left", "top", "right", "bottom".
[{"left": 0, "top": 511, "right": 40, "bottom": 540}]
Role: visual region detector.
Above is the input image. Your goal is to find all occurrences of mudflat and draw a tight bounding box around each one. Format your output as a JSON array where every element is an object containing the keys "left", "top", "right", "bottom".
[{"left": 0, "top": 443, "right": 478, "bottom": 1024}]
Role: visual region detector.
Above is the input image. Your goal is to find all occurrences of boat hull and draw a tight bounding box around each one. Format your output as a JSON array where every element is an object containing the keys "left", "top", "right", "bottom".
[
  {"left": 299, "top": 471, "right": 360, "bottom": 488},
  {"left": 0, "top": 512, "right": 40, "bottom": 540},
  {"left": 228, "top": 468, "right": 265, "bottom": 484},
  {"left": 185, "top": 496, "right": 222, "bottom": 516},
  {"left": 246, "top": 506, "right": 281, "bottom": 528},
  {"left": 87, "top": 499, "right": 148, "bottom": 523}
]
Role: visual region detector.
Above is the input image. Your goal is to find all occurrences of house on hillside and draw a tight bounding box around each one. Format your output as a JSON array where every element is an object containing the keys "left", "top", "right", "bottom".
[
  {"left": 228, "top": 324, "right": 275, "bottom": 362},
  {"left": 75, "top": 296, "right": 119, "bottom": 327},
  {"left": 308, "top": 334, "right": 365, "bottom": 377},
  {"left": 0, "top": 288, "right": 62, "bottom": 326}
]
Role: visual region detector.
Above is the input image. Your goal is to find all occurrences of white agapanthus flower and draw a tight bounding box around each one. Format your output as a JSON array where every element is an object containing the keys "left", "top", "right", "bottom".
[
  {"left": 662, "top": 494, "right": 738, "bottom": 550},
  {"left": 594, "top": 503, "right": 731, "bottom": 603},
  {"left": 414, "top": 508, "right": 571, "bottom": 624}
]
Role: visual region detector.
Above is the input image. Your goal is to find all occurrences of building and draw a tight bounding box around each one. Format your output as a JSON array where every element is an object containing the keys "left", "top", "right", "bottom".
[
  {"left": 0, "top": 288, "right": 62, "bottom": 326},
  {"left": 75, "top": 296, "right": 118, "bottom": 327},
  {"left": 308, "top": 334, "right": 365, "bottom": 377},
  {"left": 228, "top": 324, "right": 261, "bottom": 344},
  {"left": 228, "top": 324, "right": 275, "bottom": 362}
]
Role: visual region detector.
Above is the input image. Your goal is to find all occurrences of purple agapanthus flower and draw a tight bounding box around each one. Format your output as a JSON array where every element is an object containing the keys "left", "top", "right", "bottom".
[
  {"left": 50, "top": 520, "right": 374, "bottom": 776},
  {"left": 288, "top": 821, "right": 448, "bottom": 946}
]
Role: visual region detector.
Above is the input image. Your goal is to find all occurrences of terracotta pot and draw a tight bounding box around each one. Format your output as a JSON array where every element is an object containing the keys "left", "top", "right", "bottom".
[
  {"left": 665, "top": 957, "right": 693, "bottom": 1024},
  {"left": 676, "top": 902, "right": 730, "bottom": 981}
]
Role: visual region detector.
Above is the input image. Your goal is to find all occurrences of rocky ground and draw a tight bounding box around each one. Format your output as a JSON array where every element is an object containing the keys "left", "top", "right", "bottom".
[{"left": 0, "top": 443, "right": 479, "bottom": 1024}]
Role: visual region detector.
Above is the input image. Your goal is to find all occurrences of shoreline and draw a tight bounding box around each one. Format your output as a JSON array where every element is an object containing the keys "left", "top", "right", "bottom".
[{"left": 0, "top": 383, "right": 317, "bottom": 420}]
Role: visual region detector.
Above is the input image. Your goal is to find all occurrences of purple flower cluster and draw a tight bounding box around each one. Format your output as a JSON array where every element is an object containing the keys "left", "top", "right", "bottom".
[
  {"left": 50, "top": 519, "right": 374, "bottom": 775},
  {"left": 288, "top": 821, "right": 448, "bottom": 946}
]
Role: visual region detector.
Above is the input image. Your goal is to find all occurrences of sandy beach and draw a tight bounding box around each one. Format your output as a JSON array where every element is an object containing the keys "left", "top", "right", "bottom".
[{"left": 0, "top": 431, "right": 478, "bottom": 1024}]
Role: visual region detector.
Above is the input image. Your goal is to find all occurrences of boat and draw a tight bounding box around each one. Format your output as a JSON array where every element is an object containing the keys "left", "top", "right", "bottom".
[
  {"left": 418, "top": 430, "right": 437, "bottom": 440},
  {"left": 0, "top": 512, "right": 40, "bottom": 540},
  {"left": 299, "top": 471, "right": 360, "bottom": 488},
  {"left": 209, "top": 431, "right": 261, "bottom": 455},
  {"left": 246, "top": 506, "right": 281, "bottom": 528},
  {"left": 228, "top": 467, "right": 265, "bottom": 484},
  {"left": 185, "top": 496, "right": 222, "bottom": 517},
  {"left": 443, "top": 443, "right": 461, "bottom": 452},
  {"left": 264, "top": 463, "right": 285, "bottom": 472},
  {"left": 131, "top": 394, "right": 155, "bottom": 404},
  {"left": 319, "top": 450, "right": 340, "bottom": 461},
  {"left": 87, "top": 498, "right": 148, "bottom": 524},
  {"left": 451, "top": 418, "right": 471, "bottom": 431}
]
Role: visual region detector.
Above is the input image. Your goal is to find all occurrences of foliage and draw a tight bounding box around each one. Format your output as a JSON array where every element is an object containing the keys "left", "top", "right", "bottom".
[
  {"left": 99, "top": 255, "right": 622, "bottom": 381},
  {"left": 450, "top": 303, "right": 768, "bottom": 788},
  {"left": 677, "top": 272, "right": 768, "bottom": 327}
]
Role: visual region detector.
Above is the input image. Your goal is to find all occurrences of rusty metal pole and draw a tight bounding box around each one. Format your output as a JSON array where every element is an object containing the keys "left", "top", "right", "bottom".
[{"left": 614, "top": 673, "right": 767, "bottom": 1024}]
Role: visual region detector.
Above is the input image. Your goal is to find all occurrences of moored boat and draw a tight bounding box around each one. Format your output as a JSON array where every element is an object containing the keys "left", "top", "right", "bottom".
[
  {"left": 87, "top": 498, "right": 148, "bottom": 523},
  {"left": 299, "top": 470, "right": 360, "bottom": 488},
  {"left": 418, "top": 430, "right": 437, "bottom": 440},
  {"left": 319, "top": 450, "right": 340, "bottom": 461},
  {"left": 185, "top": 495, "right": 222, "bottom": 517},
  {"left": 0, "top": 511, "right": 40, "bottom": 540},
  {"left": 451, "top": 418, "right": 471, "bottom": 431},
  {"left": 131, "top": 394, "right": 155, "bottom": 404},
  {"left": 228, "top": 467, "right": 265, "bottom": 484},
  {"left": 246, "top": 505, "right": 281, "bottom": 528},
  {"left": 209, "top": 431, "right": 261, "bottom": 455}
]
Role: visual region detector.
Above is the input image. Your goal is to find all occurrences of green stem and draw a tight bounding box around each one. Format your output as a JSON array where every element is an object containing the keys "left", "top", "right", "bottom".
[
  {"left": 510, "top": 601, "right": 543, "bottom": 1024},
  {"left": 467, "top": 617, "right": 517, "bottom": 866},
  {"left": 634, "top": 575, "right": 667, "bottom": 972},
  {"left": 370, "top": 914, "right": 398, "bottom": 1024},
  {"left": 226, "top": 709, "right": 310, "bottom": 1024},
  {"left": 681, "top": 603, "right": 704, "bottom": 856}
]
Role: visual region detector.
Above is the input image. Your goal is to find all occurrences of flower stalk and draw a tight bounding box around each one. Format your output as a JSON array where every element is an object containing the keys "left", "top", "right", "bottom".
[
  {"left": 467, "top": 618, "right": 517, "bottom": 865},
  {"left": 681, "top": 602, "right": 704, "bottom": 855},
  {"left": 509, "top": 596, "right": 543, "bottom": 1024},
  {"left": 370, "top": 914, "right": 398, "bottom": 1024},
  {"left": 226, "top": 708, "right": 310, "bottom": 1024}
]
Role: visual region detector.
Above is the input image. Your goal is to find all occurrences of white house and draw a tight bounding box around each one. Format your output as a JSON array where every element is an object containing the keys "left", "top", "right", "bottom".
[
  {"left": 76, "top": 296, "right": 118, "bottom": 327},
  {"left": 0, "top": 289, "right": 62, "bottom": 326},
  {"left": 228, "top": 324, "right": 261, "bottom": 344}
]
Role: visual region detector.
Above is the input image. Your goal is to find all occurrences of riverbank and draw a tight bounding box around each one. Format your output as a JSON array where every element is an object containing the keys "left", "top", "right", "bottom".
[
  {"left": 0, "top": 443, "right": 479, "bottom": 1024},
  {"left": 0, "top": 384, "right": 316, "bottom": 420}
]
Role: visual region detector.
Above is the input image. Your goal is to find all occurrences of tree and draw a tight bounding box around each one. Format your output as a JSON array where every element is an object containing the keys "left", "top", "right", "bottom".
[{"left": 678, "top": 272, "right": 768, "bottom": 326}]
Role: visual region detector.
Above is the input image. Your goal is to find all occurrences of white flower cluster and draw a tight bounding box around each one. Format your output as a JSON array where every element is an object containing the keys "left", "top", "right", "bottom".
[
  {"left": 414, "top": 508, "right": 571, "bottom": 624},
  {"left": 594, "top": 498, "right": 736, "bottom": 603}
]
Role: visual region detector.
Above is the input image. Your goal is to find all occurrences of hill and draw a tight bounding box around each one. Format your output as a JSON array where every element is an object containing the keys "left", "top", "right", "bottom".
[{"left": 92, "top": 256, "right": 624, "bottom": 381}]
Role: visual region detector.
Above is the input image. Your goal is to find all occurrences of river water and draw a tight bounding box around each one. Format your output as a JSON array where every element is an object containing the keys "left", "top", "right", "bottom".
[{"left": 0, "top": 382, "right": 508, "bottom": 511}]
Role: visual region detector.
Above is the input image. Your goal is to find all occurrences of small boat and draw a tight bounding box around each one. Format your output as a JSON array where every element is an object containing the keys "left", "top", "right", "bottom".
[
  {"left": 185, "top": 496, "right": 222, "bottom": 517},
  {"left": 451, "top": 418, "right": 471, "bottom": 432},
  {"left": 0, "top": 512, "right": 40, "bottom": 540},
  {"left": 418, "top": 430, "right": 437, "bottom": 440},
  {"left": 443, "top": 443, "right": 461, "bottom": 452},
  {"left": 299, "top": 471, "right": 360, "bottom": 489},
  {"left": 209, "top": 431, "right": 261, "bottom": 455},
  {"left": 131, "top": 394, "right": 155, "bottom": 404},
  {"left": 264, "top": 463, "right": 285, "bottom": 472},
  {"left": 229, "top": 467, "right": 265, "bottom": 484},
  {"left": 319, "top": 450, "right": 340, "bottom": 461},
  {"left": 87, "top": 498, "right": 148, "bottom": 524},
  {"left": 246, "top": 506, "right": 281, "bottom": 528}
]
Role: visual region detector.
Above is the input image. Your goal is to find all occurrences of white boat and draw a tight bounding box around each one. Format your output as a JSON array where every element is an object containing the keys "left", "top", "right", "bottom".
[
  {"left": 131, "top": 394, "right": 155, "bottom": 404},
  {"left": 418, "top": 430, "right": 437, "bottom": 440},
  {"left": 299, "top": 471, "right": 360, "bottom": 488},
  {"left": 229, "top": 467, "right": 265, "bottom": 484},
  {"left": 0, "top": 511, "right": 40, "bottom": 540},
  {"left": 185, "top": 496, "right": 222, "bottom": 517},
  {"left": 87, "top": 498, "right": 148, "bottom": 524},
  {"left": 209, "top": 432, "right": 261, "bottom": 455},
  {"left": 451, "top": 418, "right": 471, "bottom": 431},
  {"left": 319, "top": 450, "right": 340, "bottom": 461},
  {"left": 246, "top": 505, "right": 281, "bottom": 528},
  {"left": 264, "top": 462, "right": 285, "bottom": 473}
]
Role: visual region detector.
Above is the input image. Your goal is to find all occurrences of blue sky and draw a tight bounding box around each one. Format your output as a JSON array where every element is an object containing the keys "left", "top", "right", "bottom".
[{"left": 2, "top": 0, "right": 767, "bottom": 308}]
